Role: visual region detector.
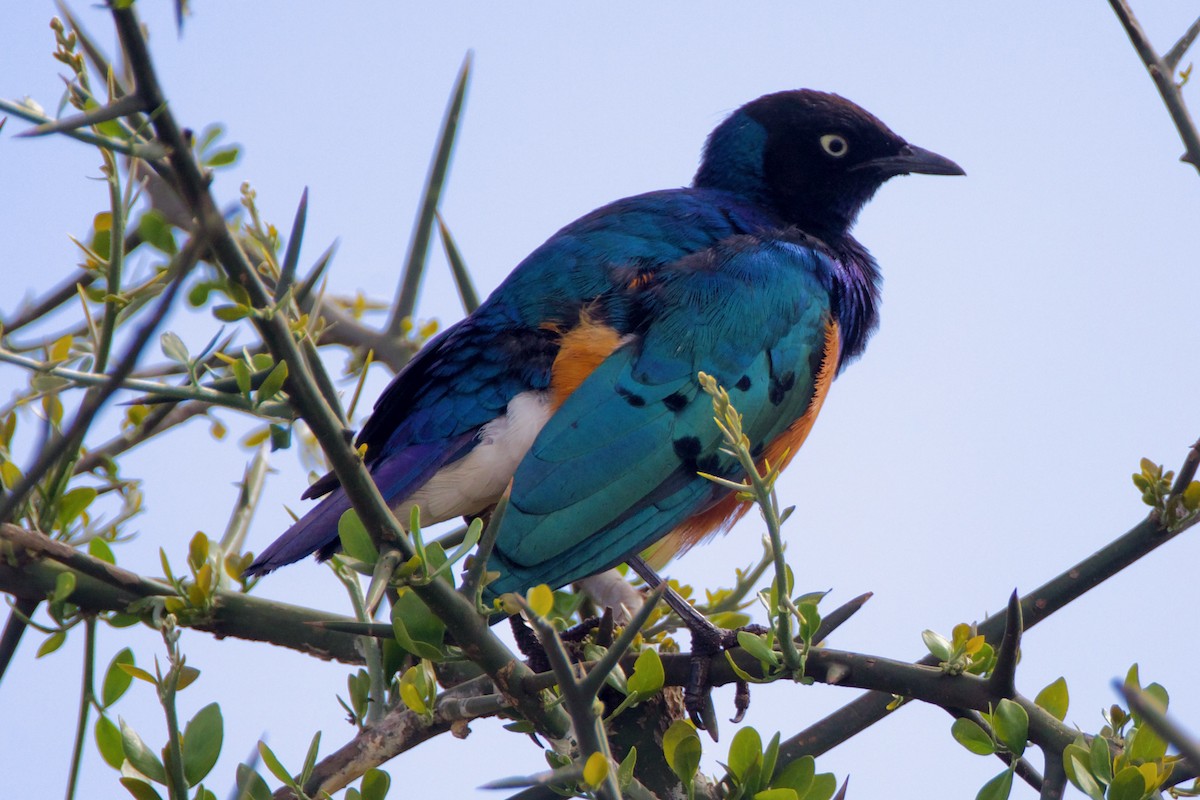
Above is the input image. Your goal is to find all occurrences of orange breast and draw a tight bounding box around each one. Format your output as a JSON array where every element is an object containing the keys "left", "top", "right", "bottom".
[
  {"left": 643, "top": 319, "right": 842, "bottom": 568},
  {"left": 548, "top": 312, "right": 625, "bottom": 410}
]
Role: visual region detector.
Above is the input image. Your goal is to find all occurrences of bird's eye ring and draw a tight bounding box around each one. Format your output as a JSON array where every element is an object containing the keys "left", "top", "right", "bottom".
[{"left": 820, "top": 134, "right": 849, "bottom": 158}]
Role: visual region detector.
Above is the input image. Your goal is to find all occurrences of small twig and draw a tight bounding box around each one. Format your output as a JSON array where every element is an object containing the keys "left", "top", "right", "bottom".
[
  {"left": 1164, "top": 14, "right": 1200, "bottom": 71},
  {"left": 0, "top": 270, "right": 98, "bottom": 335},
  {"left": 1170, "top": 437, "right": 1200, "bottom": 496},
  {"left": 18, "top": 93, "right": 146, "bottom": 138},
  {"left": 461, "top": 496, "right": 507, "bottom": 602},
  {"left": 218, "top": 444, "right": 271, "bottom": 555},
  {"left": 64, "top": 617, "right": 97, "bottom": 800},
  {"left": 523, "top": 600, "right": 621, "bottom": 800},
  {"left": 576, "top": 584, "right": 664, "bottom": 698},
  {"left": 0, "top": 240, "right": 196, "bottom": 523},
  {"left": 1108, "top": 0, "right": 1200, "bottom": 171},
  {"left": 73, "top": 401, "right": 210, "bottom": 474}
]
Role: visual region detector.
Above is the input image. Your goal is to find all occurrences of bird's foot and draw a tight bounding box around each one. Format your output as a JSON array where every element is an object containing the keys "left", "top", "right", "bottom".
[{"left": 683, "top": 621, "right": 766, "bottom": 738}]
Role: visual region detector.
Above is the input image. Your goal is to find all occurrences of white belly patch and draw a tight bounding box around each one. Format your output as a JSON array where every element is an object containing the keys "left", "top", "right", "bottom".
[{"left": 397, "top": 391, "right": 552, "bottom": 524}]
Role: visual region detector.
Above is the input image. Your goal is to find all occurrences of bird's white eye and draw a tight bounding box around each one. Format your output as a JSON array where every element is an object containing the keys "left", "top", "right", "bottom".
[{"left": 820, "top": 134, "right": 849, "bottom": 158}]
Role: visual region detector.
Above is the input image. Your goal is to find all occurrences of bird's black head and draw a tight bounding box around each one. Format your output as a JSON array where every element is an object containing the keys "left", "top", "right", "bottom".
[{"left": 694, "top": 90, "right": 963, "bottom": 240}]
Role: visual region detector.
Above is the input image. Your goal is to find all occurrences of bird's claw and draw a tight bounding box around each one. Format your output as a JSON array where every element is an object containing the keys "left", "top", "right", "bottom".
[{"left": 684, "top": 624, "right": 764, "bottom": 739}]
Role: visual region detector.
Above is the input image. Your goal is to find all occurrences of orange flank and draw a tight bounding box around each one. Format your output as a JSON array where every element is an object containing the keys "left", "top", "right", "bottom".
[
  {"left": 644, "top": 319, "right": 842, "bottom": 568},
  {"left": 548, "top": 312, "right": 625, "bottom": 409}
]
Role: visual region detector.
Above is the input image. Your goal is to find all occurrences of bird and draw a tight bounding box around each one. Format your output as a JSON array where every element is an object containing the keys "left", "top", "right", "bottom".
[{"left": 247, "top": 90, "right": 962, "bottom": 614}]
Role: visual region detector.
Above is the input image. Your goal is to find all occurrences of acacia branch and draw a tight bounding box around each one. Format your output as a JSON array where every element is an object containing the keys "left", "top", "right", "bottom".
[
  {"left": 0, "top": 523, "right": 364, "bottom": 663},
  {"left": 777, "top": 483, "right": 1200, "bottom": 767},
  {"left": 1108, "top": 0, "right": 1200, "bottom": 171},
  {"left": 110, "top": 4, "right": 566, "bottom": 739}
]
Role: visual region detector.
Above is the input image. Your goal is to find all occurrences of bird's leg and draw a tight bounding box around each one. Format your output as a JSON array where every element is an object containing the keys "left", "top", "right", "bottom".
[{"left": 627, "top": 556, "right": 756, "bottom": 738}]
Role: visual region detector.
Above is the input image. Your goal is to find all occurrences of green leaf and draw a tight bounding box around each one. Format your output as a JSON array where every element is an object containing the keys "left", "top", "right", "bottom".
[
  {"left": 255, "top": 360, "right": 288, "bottom": 405},
  {"left": 52, "top": 571, "right": 77, "bottom": 603},
  {"left": 391, "top": 588, "right": 446, "bottom": 661},
  {"left": 102, "top": 648, "right": 135, "bottom": 707},
  {"left": 160, "top": 331, "right": 189, "bottom": 364},
  {"left": 617, "top": 748, "right": 637, "bottom": 791},
  {"left": 37, "top": 629, "right": 66, "bottom": 658},
  {"left": 118, "top": 662, "right": 158, "bottom": 685},
  {"left": 138, "top": 211, "right": 178, "bottom": 255},
  {"left": 921, "top": 629, "right": 952, "bottom": 661},
  {"left": 974, "top": 769, "right": 1013, "bottom": 800},
  {"left": 257, "top": 741, "right": 295, "bottom": 788},
  {"left": 234, "top": 764, "right": 273, "bottom": 800},
  {"left": 205, "top": 146, "right": 240, "bottom": 167},
  {"left": 1127, "top": 722, "right": 1168, "bottom": 763},
  {"left": 804, "top": 772, "right": 837, "bottom": 800},
  {"left": 212, "top": 304, "right": 250, "bottom": 322},
  {"left": 761, "top": 732, "right": 781, "bottom": 791},
  {"left": 89, "top": 538, "right": 116, "bottom": 564},
  {"left": 582, "top": 752, "right": 609, "bottom": 788},
  {"left": 527, "top": 584, "right": 554, "bottom": 617},
  {"left": 992, "top": 699, "right": 1028, "bottom": 756},
  {"left": 1088, "top": 735, "right": 1112, "bottom": 785},
  {"left": 231, "top": 360, "right": 252, "bottom": 396},
  {"left": 338, "top": 509, "right": 379, "bottom": 565},
  {"left": 300, "top": 731, "right": 321, "bottom": 781},
  {"left": 663, "top": 720, "right": 702, "bottom": 788},
  {"left": 1143, "top": 682, "right": 1169, "bottom": 712},
  {"left": 1066, "top": 754, "right": 1105, "bottom": 800},
  {"left": 951, "top": 718, "right": 995, "bottom": 755},
  {"left": 1034, "top": 677, "right": 1069, "bottom": 721},
  {"left": 188, "top": 532, "right": 209, "bottom": 572},
  {"left": 181, "top": 703, "right": 223, "bottom": 786},
  {"left": 627, "top": 648, "right": 665, "bottom": 696},
  {"left": 1107, "top": 766, "right": 1146, "bottom": 800},
  {"left": 176, "top": 665, "right": 201, "bottom": 691},
  {"left": 727, "top": 726, "right": 763, "bottom": 781},
  {"left": 120, "top": 718, "right": 167, "bottom": 784},
  {"left": 360, "top": 769, "right": 391, "bottom": 800},
  {"left": 737, "top": 630, "right": 780, "bottom": 666},
  {"left": 95, "top": 714, "right": 125, "bottom": 768},
  {"left": 119, "top": 778, "right": 164, "bottom": 800},
  {"left": 753, "top": 790, "right": 798, "bottom": 800},
  {"left": 772, "top": 756, "right": 814, "bottom": 796},
  {"left": 57, "top": 486, "right": 97, "bottom": 530}
]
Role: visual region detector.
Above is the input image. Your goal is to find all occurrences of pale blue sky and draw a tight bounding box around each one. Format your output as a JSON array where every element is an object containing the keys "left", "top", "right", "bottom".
[{"left": 3, "top": 3, "right": 1199, "bottom": 798}]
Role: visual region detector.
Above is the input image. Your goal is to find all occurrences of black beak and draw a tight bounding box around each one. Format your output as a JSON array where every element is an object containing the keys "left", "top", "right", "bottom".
[{"left": 855, "top": 143, "right": 965, "bottom": 178}]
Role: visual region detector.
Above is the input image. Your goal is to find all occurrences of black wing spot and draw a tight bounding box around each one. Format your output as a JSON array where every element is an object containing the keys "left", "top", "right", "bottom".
[
  {"left": 697, "top": 453, "right": 721, "bottom": 473},
  {"left": 769, "top": 370, "right": 796, "bottom": 406},
  {"left": 663, "top": 392, "right": 688, "bottom": 412},
  {"left": 673, "top": 436, "right": 702, "bottom": 470},
  {"left": 616, "top": 386, "right": 646, "bottom": 407},
  {"left": 736, "top": 375, "right": 752, "bottom": 391}
]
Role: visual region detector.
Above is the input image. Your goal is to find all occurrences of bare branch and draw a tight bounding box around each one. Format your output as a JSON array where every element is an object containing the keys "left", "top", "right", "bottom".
[{"left": 1108, "top": 0, "right": 1200, "bottom": 171}]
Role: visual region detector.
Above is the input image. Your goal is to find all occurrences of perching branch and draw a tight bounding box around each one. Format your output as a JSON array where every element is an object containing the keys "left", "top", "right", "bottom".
[
  {"left": 777, "top": 436, "right": 1200, "bottom": 767},
  {"left": 0, "top": 523, "right": 365, "bottom": 663}
]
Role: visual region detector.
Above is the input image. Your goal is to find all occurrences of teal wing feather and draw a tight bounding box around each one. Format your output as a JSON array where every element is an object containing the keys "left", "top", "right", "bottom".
[{"left": 487, "top": 234, "right": 839, "bottom": 595}]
